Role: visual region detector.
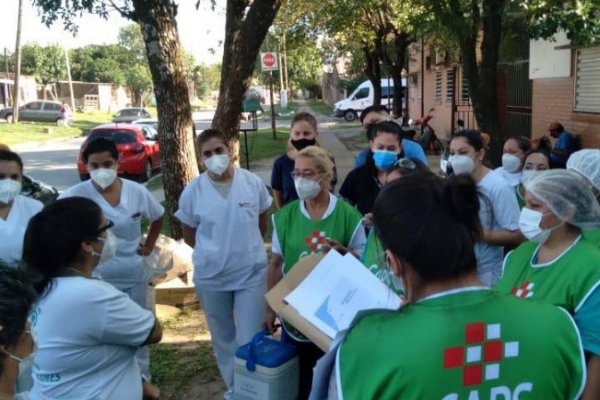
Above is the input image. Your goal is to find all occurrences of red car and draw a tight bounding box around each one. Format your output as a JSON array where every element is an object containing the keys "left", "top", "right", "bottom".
[{"left": 78, "top": 124, "right": 161, "bottom": 182}]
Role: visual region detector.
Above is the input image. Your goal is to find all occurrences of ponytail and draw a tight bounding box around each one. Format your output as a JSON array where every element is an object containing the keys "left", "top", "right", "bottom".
[{"left": 443, "top": 174, "right": 481, "bottom": 242}]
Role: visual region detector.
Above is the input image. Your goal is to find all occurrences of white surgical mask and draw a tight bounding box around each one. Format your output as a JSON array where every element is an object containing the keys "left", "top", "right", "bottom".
[
  {"left": 90, "top": 168, "right": 117, "bottom": 190},
  {"left": 93, "top": 230, "right": 118, "bottom": 263},
  {"left": 205, "top": 154, "right": 230, "bottom": 176},
  {"left": 294, "top": 177, "right": 321, "bottom": 200},
  {"left": 0, "top": 178, "right": 21, "bottom": 204},
  {"left": 521, "top": 170, "right": 539, "bottom": 184},
  {"left": 502, "top": 154, "right": 522, "bottom": 173},
  {"left": 519, "top": 207, "right": 562, "bottom": 244},
  {"left": 448, "top": 155, "right": 475, "bottom": 175}
]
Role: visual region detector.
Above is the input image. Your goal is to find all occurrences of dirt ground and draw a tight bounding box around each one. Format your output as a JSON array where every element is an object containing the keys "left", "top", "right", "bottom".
[{"left": 152, "top": 306, "right": 226, "bottom": 400}]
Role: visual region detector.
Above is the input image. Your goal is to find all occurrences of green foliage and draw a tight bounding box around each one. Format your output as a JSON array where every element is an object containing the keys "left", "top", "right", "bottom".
[
  {"left": 193, "top": 63, "right": 221, "bottom": 99},
  {"left": 20, "top": 44, "right": 66, "bottom": 85},
  {"left": 521, "top": 0, "right": 600, "bottom": 45}
]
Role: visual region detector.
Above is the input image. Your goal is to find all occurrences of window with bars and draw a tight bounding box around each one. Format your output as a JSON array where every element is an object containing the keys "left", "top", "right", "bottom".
[
  {"left": 461, "top": 72, "right": 470, "bottom": 103},
  {"left": 575, "top": 47, "right": 600, "bottom": 113},
  {"left": 435, "top": 71, "right": 442, "bottom": 101},
  {"left": 446, "top": 69, "right": 455, "bottom": 102}
]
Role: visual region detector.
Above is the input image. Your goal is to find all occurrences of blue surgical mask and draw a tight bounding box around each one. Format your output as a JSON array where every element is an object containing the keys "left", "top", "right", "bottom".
[{"left": 373, "top": 150, "right": 398, "bottom": 170}]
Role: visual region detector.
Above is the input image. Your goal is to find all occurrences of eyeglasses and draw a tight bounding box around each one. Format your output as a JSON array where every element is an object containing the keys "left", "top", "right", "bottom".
[
  {"left": 291, "top": 170, "right": 323, "bottom": 179},
  {"left": 98, "top": 219, "right": 114, "bottom": 234},
  {"left": 392, "top": 158, "right": 417, "bottom": 171}
]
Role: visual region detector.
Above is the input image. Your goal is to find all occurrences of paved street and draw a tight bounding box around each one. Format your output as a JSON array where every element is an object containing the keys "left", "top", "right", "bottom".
[
  {"left": 13, "top": 137, "right": 85, "bottom": 191},
  {"left": 9, "top": 116, "right": 311, "bottom": 193}
]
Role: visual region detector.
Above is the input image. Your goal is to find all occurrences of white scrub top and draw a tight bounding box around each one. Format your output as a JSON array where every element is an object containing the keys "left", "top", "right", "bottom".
[
  {"left": 175, "top": 168, "right": 272, "bottom": 291},
  {"left": 59, "top": 179, "right": 164, "bottom": 288},
  {"left": 30, "top": 276, "right": 155, "bottom": 400},
  {"left": 495, "top": 166, "right": 522, "bottom": 187},
  {"left": 0, "top": 195, "right": 43, "bottom": 264},
  {"left": 475, "top": 170, "right": 520, "bottom": 277}
]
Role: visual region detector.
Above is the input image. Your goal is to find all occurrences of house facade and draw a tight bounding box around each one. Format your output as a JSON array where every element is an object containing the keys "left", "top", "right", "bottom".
[{"left": 530, "top": 32, "right": 600, "bottom": 147}]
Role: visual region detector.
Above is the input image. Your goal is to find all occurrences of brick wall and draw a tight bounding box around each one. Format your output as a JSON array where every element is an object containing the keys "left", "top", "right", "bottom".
[{"left": 532, "top": 77, "right": 600, "bottom": 148}]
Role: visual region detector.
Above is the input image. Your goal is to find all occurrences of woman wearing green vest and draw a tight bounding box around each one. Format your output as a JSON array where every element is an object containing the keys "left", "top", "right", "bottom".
[
  {"left": 333, "top": 171, "right": 585, "bottom": 400},
  {"left": 264, "top": 145, "right": 365, "bottom": 400},
  {"left": 495, "top": 169, "right": 600, "bottom": 399},
  {"left": 361, "top": 157, "right": 428, "bottom": 295},
  {"left": 567, "top": 149, "right": 600, "bottom": 246},
  {"left": 515, "top": 148, "right": 550, "bottom": 209}
]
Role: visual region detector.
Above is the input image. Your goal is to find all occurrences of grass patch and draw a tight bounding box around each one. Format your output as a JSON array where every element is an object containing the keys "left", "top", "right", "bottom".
[
  {"left": 306, "top": 99, "right": 333, "bottom": 116},
  {"left": 145, "top": 174, "right": 164, "bottom": 192},
  {"left": 0, "top": 111, "right": 115, "bottom": 146},
  {"left": 239, "top": 128, "right": 288, "bottom": 167}
]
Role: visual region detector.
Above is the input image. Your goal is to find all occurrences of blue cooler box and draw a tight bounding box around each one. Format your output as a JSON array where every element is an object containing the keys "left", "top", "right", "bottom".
[{"left": 234, "top": 331, "right": 299, "bottom": 400}]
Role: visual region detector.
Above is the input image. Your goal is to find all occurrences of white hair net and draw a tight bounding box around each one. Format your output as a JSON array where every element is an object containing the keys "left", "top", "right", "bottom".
[
  {"left": 525, "top": 169, "right": 600, "bottom": 231},
  {"left": 566, "top": 149, "right": 600, "bottom": 191}
]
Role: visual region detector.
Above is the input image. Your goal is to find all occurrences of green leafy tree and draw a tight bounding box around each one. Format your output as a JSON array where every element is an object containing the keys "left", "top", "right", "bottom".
[
  {"left": 33, "top": 0, "right": 199, "bottom": 238},
  {"left": 20, "top": 44, "right": 66, "bottom": 94}
]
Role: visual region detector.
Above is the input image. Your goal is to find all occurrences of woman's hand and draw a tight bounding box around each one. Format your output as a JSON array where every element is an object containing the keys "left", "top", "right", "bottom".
[
  {"left": 263, "top": 308, "right": 278, "bottom": 334},
  {"left": 322, "top": 238, "right": 348, "bottom": 255},
  {"left": 142, "top": 381, "right": 160, "bottom": 400},
  {"left": 137, "top": 243, "right": 153, "bottom": 256}
]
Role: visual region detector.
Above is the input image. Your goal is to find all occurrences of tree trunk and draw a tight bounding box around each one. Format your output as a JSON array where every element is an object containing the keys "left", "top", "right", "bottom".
[
  {"left": 378, "top": 32, "right": 409, "bottom": 118},
  {"left": 363, "top": 46, "right": 382, "bottom": 106},
  {"left": 457, "top": 0, "right": 506, "bottom": 165},
  {"left": 131, "top": 0, "right": 199, "bottom": 239},
  {"left": 212, "top": 0, "right": 283, "bottom": 144}
]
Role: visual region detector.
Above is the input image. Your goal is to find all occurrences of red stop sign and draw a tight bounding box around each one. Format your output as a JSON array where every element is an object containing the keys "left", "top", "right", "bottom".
[{"left": 263, "top": 53, "right": 276, "bottom": 67}]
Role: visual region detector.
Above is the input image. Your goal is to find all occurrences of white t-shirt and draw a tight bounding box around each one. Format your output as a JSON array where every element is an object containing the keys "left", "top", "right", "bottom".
[
  {"left": 270, "top": 193, "right": 367, "bottom": 256},
  {"left": 0, "top": 195, "right": 43, "bottom": 264},
  {"left": 30, "top": 276, "right": 155, "bottom": 400},
  {"left": 475, "top": 170, "right": 520, "bottom": 277},
  {"left": 59, "top": 179, "right": 164, "bottom": 288},
  {"left": 495, "top": 166, "right": 522, "bottom": 187},
  {"left": 175, "top": 168, "right": 272, "bottom": 291}
]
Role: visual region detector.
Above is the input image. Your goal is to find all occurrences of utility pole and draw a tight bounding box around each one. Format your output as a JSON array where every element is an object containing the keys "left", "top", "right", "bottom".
[
  {"left": 13, "top": 0, "right": 24, "bottom": 123},
  {"left": 64, "top": 46, "right": 75, "bottom": 111},
  {"left": 3, "top": 48, "right": 9, "bottom": 108}
]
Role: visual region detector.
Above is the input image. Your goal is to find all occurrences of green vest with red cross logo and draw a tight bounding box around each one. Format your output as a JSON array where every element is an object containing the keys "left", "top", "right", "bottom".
[
  {"left": 274, "top": 198, "right": 362, "bottom": 275},
  {"left": 336, "top": 289, "right": 584, "bottom": 400},
  {"left": 495, "top": 238, "right": 600, "bottom": 314},
  {"left": 361, "top": 232, "right": 404, "bottom": 295},
  {"left": 274, "top": 198, "right": 362, "bottom": 341}
]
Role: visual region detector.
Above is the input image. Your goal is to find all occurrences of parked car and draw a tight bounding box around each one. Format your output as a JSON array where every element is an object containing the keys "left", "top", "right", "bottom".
[
  {"left": 77, "top": 124, "right": 160, "bottom": 182},
  {"left": 131, "top": 118, "right": 159, "bottom": 129},
  {"left": 21, "top": 174, "right": 59, "bottom": 205},
  {"left": 332, "top": 79, "right": 406, "bottom": 122},
  {"left": 0, "top": 100, "right": 74, "bottom": 125},
  {"left": 112, "top": 107, "right": 152, "bottom": 123}
]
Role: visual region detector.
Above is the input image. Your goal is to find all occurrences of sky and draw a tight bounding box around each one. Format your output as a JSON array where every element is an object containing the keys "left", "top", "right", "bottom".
[{"left": 0, "top": 0, "right": 226, "bottom": 65}]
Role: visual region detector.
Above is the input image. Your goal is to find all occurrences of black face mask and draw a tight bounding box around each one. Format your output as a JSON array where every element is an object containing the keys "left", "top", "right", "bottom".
[{"left": 291, "top": 138, "right": 317, "bottom": 151}]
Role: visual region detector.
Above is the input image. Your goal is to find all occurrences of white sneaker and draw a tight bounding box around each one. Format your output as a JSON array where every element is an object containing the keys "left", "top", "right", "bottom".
[{"left": 223, "top": 389, "right": 234, "bottom": 400}]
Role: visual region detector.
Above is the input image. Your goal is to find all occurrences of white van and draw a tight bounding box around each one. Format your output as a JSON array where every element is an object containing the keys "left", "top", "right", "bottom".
[{"left": 332, "top": 78, "right": 406, "bottom": 122}]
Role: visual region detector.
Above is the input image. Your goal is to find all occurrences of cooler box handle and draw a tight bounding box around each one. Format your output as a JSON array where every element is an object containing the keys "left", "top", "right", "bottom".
[{"left": 246, "top": 329, "right": 268, "bottom": 372}]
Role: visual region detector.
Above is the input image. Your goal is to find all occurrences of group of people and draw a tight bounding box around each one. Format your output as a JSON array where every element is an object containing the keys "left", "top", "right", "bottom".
[
  {"left": 1, "top": 103, "right": 599, "bottom": 400},
  {"left": 0, "top": 139, "right": 163, "bottom": 399}
]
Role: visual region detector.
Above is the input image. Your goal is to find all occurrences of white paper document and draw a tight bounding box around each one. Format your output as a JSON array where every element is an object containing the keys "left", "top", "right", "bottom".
[{"left": 284, "top": 250, "right": 402, "bottom": 340}]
